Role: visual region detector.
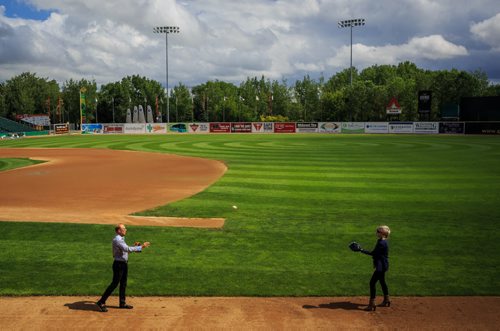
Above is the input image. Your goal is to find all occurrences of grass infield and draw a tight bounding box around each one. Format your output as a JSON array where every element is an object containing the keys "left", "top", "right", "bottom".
[
  {"left": 0, "top": 134, "right": 499, "bottom": 296},
  {"left": 0, "top": 157, "right": 44, "bottom": 172}
]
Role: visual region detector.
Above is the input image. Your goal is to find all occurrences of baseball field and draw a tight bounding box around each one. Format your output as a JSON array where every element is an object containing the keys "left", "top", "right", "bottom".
[{"left": 1, "top": 133, "right": 499, "bottom": 329}]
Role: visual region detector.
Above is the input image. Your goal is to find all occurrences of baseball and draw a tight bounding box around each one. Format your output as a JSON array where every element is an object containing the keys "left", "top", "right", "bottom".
[{"left": 232, "top": 205, "right": 238, "bottom": 209}]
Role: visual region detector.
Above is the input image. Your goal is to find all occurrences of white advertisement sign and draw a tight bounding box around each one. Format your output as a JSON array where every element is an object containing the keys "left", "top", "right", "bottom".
[
  {"left": 341, "top": 122, "right": 365, "bottom": 134},
  {"left": 124, "top": 123, "right": 146, "bottom": 134},
  {"left": 389, "top": 122, "right": 414, "bottom": 133},
  {"left": 365, "top": 122, "right": 389, "bottom": 134},
  {"left": 296, "top": 122, "right": 319, "bottom": 133},
  {"left": 414, "top": 122, "right": 439, "bottom": 134},
  {"left": 318, "top": 122, "right": 341, "bottom": 133},
  {"left": 188, "top": 123, "right": 210, "bottom": 134},
  {"left": 145, "top": 123, "right": 167, "bottom": 134},
  {"left": 251, "top": 122, "right": 274, "bottom": 133}
]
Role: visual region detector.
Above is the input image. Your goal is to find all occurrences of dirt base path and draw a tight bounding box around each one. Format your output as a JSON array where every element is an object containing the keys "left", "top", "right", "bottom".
[
  {"left": 0, "top": 296, "right": 498, "bottom": 330},
  {"left": 0, "top": 148, "right": 226, "bottom": 228}
]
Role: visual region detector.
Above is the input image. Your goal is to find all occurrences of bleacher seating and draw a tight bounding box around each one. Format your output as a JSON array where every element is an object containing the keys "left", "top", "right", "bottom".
[{"left": 0, "top": 117, "right": 37, "bottom": 133}]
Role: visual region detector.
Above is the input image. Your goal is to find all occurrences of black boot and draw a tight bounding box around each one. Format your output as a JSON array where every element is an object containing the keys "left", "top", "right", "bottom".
[
  {"left": 364, "top": 298, "right": 376, "bottom": 311},
  {"left": 379, "top": 295, "right": 391, "bottom": 307}
]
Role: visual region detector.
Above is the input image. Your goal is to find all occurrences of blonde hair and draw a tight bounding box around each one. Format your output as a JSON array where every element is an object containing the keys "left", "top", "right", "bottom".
[{"left": 377, "top": 225, "right": 391, "bottom": 238}]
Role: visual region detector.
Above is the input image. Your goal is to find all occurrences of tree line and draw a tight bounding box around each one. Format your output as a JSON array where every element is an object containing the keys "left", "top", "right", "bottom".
[{"left": 1, "top": 61, "right": 499, "bottom": 124}]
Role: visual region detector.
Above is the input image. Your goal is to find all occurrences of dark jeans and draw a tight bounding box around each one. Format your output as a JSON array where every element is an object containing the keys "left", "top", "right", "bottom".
[
  {"left": 99, "top": 260, "right": 128, "bottom": 305},
  {"left": 369, "top": 270, "right": 388, "bottom": 299}
]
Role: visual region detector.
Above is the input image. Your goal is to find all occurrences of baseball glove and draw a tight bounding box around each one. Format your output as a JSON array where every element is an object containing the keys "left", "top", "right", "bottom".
[{"left": 349, "top": 241, "right": 362, "bottom": 252}]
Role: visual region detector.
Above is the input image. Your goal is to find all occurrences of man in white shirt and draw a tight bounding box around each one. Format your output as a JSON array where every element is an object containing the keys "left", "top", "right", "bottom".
[{"left": 96, "top": 224, "right": 150, "bottom": 312}]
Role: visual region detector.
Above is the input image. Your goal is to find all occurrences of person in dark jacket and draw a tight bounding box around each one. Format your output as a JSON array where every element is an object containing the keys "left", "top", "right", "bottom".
[{"left": 360, "top": 225, "right": 391, "bottom": 311}]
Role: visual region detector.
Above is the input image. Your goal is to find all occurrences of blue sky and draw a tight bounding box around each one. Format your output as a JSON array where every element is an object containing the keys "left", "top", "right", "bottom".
[
  {"left": 1, "top": 0, "right": 500, "bottom": 87},
  {"left": 1, "top": 0, "right": 52, "bottom": 20}
]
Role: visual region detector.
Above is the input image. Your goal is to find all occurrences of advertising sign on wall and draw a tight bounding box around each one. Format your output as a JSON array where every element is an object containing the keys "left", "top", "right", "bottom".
[
  {"left": 389, "top": 122, "right": 414, "bottom": 133},
  {"left": 296, "top": 122, "right": 319, "bottom": 133},
  {"left": 146, "top": 123, "right": 167, "bottom": 134},
  {"left": 341, "top": 122, "right": 365, "bottom": 134},
  {"left": 103, "top": 124, "right": 124, "bottom": 134},
  {"left": 124, "top": 123, "right": 146, "bottom": 134},
  {"left": 82, "top": 123, "right": 103, "bottom": 134},
  {"left": 465, "top": 122, "right": 500, "bottom": 135},
  {"left": 365, "top": 122, "right": 389, "bottom": 134},
  {"left": 168, "top": 123, "right": 188, "bottom": 133},
  {"left": 188, "top": 123, "right": 210, "bottom": 133},
  {"left": 318, "top": 122, "right": 341, "bottom": 133},
  {"left": 252, "top": 122, "right": 273, "bottom": 133},
  {"left": 231, "top": 122, "right": 252, "bottom": 133},
  {"left": 274, "top": 122, "right": 296, "bottom": 133},
  {"left": 439, "top": 122, "right": 465, "bottom": 134},
  {"left": 210, "top": 122, "right": 231, "bottom": 133},
  {"left": 414, "top": 122, "right": 439, "bottom": 134},
  {"left": 54, "top": 123, "right": 69, "bottom": 134}
]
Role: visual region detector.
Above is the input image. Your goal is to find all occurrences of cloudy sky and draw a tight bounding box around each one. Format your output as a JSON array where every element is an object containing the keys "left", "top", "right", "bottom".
[{"left": 1, "top": 0, "right": 500, "bottom": 88}]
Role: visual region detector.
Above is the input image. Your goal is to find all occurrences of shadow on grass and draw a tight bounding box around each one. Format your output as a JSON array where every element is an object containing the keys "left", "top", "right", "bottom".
[{"left": 303, "top": 301, "right": 364, "bottom": 311}]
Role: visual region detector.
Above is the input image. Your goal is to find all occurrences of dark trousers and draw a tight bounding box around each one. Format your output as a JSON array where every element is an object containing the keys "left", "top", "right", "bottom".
[
  {"left": 369, "top": 270, "right": 388, "bottom": 299},
  {"left": 99, "top": 260, "right": 128, "bottom": 305}
]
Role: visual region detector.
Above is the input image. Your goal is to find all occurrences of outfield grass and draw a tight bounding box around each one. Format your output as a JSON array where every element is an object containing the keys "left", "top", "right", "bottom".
[{"left": 0, "top": 134, "right": 499, "bottom": 296}]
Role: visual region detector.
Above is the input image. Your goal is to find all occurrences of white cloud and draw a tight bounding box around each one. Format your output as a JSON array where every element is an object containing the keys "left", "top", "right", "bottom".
[
  {"left": 0, "top": 1, "right": 499, "bottom": 85},
  {"left": 471, "top": 13, "right": 500, "bottom": 51},
  {"left": 328, "top": 35, "right": 468, "bottom": 68}
]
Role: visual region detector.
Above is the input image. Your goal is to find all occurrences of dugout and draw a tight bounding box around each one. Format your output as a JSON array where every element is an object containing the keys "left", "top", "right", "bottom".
[{"left": 460, "top": 96, "right": 500, "bottom": 121}]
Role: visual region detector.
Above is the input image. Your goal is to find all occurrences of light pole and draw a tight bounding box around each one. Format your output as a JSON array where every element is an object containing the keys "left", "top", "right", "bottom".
[
  {"left": 153, "top": 26, "right": 180, "bottom": 123},
  {"left": 338, "top": 18, "right": 365, "bottom": 86}
]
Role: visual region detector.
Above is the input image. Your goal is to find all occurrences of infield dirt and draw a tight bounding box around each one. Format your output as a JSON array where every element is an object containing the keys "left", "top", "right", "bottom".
[
  {"left": 0, "top": 296, "right": 499, "bottom": 330},
  {"left": 0, "top": 148, "right": 226, "bottom": 227}
]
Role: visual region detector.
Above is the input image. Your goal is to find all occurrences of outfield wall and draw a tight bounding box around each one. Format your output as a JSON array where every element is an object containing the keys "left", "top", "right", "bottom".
[{"left": 81, "top": 122, "right": 500, "bottom": 135}]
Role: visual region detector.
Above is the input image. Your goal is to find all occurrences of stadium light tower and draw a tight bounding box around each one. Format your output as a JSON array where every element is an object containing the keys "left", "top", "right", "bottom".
[
  {"left": 338, "top": 18, "right": 365, "bottom": 86},
  {"left": 153, "top": 26, "right": 180, "bottom": 123}
]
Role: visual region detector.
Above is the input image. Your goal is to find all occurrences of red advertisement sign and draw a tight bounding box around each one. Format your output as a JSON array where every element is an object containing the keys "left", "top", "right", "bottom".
[
  {"left": 231, "top": 122, "right": 252, "bottom": 133},
  {"left": 274, "top": 122, "right": 296, "bottom": 133},
  {"left": 104, "top": 124, "right": 124, "bottom": 134},
  {"left": 210, "top": 122, "right": 231, "bottom": 133}
]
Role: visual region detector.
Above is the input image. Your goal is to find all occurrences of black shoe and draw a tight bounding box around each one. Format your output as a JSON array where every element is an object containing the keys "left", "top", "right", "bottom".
[
  {"left": 119, "top": 304, "right": 133, "bottom": 309},
  {"left": 96, "top": 301, "right": 108, "bottom": 312}
]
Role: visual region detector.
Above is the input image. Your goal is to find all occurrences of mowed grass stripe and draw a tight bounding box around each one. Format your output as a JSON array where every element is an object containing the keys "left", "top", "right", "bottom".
[{"left": 1, "top": 134, "right": 499, "bottom": 296}]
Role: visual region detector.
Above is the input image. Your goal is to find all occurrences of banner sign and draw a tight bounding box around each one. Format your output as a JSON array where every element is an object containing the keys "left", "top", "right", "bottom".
[
  {"left": 54, "top": 123, "right": 69, "bottom": 135},
  {"left": 418, "top": 91, "right": 432, "bottom": 114},
  {"left": 386, "top": 97, "right": 402, "bottom": 114},
  {"left": 414, "top": 122, "right": 439, "bottom": 134},
  {"left": 103, "top": 124, "right": 124, "bottom": 134},
  {"left": 465, "top": 122, "right": 500, "bottom": 135},
  {"left": 189, "top": 123, "right": 210, "bottom": 134},
  {"left": 146, "top": 123, "right": 167, "bottom": 134},
  {"left": 296, "top": 122, "right": 319, "bottom": 133},
  {"left": 124, "top": 123, "right": 146, "bottom": 134},
  {"left": 210, "top": 122, "right": 231, "bottom": 133},
  {"left": 82, "top": 123, "right": 103, "bottom": 134},
  {"left": 341, "top": 122, "right": 365, "bottom": 134},
  {"left": 168, "top": 123, "right": 188, "bottom": 133},
  {"left": 439, "top": 122, "right": 465, "bottom": 134},
  {"left": 274, "top": 122, "right": 296, "bottom": 133},
  {"left": 80, "top": 87, "right": 87, "bottom": 125},
  {"left": 389, "top": 122, "right": 414, "bottom": 133},
  {"left": 365, "top": 122, "right": 389, "bottom": 134},
  {"left": 252, "top": 122, "right": 274, "bottom": 133},
  {"left": 318, "top": 122, "right": 341, "bottom": 133},
  {"left": 231, "top": 122, "right": 252, "bottom": 133}
]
